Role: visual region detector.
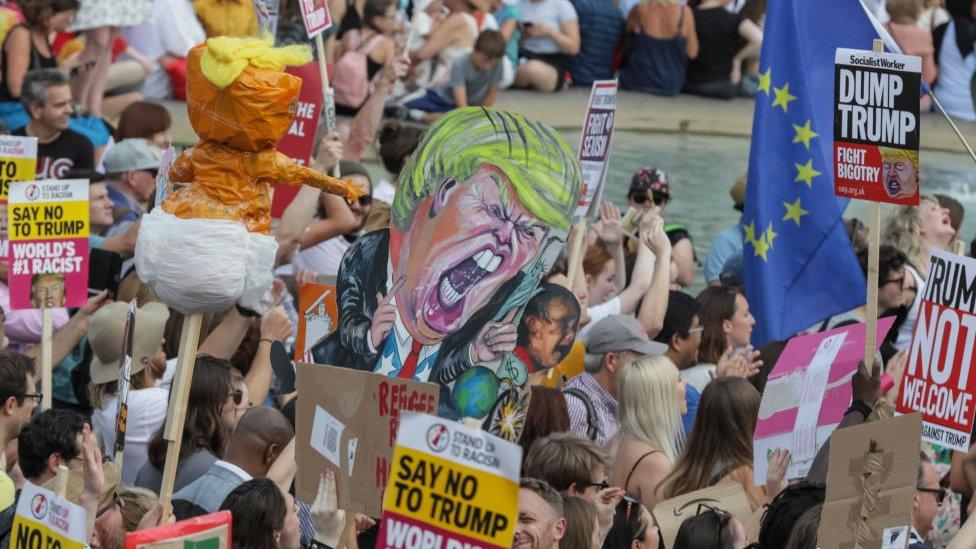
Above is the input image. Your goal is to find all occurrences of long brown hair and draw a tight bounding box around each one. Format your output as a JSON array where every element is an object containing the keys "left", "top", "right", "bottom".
[
  {"left": 147, "top": 355, "right": 234, "bottom": 469},
  {"left": 660, "top": 377, "right": 760, "bottom": 498},
  {"left": 696, "top": 286, "right": 740, "bottom": 364}
]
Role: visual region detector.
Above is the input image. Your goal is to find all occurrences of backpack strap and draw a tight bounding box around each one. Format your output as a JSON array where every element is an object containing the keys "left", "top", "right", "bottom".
[{"left": 563, "top": 388, "right": 598, "bottom": 442}]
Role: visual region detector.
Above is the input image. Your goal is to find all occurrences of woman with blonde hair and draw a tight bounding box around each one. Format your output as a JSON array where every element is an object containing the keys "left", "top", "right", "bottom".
[
  {"left": 882, "top": 194, "right": 955, "bottom": 348},
  {"left": 659, "top": 377, "right": 777, "bottom": 510},
  {"left": 612, "top": 355, "right": 686, "bottom": 509}
]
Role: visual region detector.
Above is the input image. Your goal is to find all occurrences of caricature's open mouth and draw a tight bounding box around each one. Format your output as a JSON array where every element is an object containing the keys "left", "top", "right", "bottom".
[{"left": 437, "top": 249, "right": 504, "bottom": 310}]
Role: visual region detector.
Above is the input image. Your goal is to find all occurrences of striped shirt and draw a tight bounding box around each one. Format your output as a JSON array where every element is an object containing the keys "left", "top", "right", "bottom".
[{"left": 563, "top": 372, "right": 618, "bottom": 448}]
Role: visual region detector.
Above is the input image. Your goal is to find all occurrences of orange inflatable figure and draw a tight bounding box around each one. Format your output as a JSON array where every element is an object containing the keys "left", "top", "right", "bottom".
[{"left": 135, "top": 37, "right": 362, "bottom": 314}]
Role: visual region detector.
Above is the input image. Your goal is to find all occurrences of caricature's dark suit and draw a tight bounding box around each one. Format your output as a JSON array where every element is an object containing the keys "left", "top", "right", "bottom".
[{"left": 311, "top": 229, "right": 523, "bottom": 419}]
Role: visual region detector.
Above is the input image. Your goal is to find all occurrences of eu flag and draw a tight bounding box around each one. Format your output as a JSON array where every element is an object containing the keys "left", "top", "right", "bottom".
[{"left": 744, "top": 0, "right": 887, "bottom": 343}]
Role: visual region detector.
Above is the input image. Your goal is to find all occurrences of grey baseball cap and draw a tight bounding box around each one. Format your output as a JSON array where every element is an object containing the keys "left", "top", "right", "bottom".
[
  {"left": 583, "top": 314, "right": 668, "bottom": 356},
  {"left": 103, "top": 138, "right": 162, "bottom": 173}
]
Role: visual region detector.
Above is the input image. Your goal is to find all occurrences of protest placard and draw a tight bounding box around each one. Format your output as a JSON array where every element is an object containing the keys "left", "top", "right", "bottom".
[
  {"left": 299, "top": 0, "right": 331, "bottom": 38},
  {"left": 296, "top": 364, "right": 440, "bottom": 517},
  {"left": 575, "top": 80, "right": 617, "bottom": 219},
  {"left": 125, "top": 510, "right": 232, "bottom": 548},
  {"left": 271, "top": 62, "right": 323, "bottom": 218},
  {"left": 293, "top": 283, "right": 338, "bottom": 363},
  {"left": 753, "top": 318, "right": 895, "bottom": 485},
  {"left": 11, "top": 481, "right": 87, "bottom": 549},
  {"left": 653, "top": 482, "right": 752, "bottom": 549},
  {"left": 817, "top": 413, "right": 921, "bottom": 549},
  {"left": 0, "top": 135, "right": 38, "bottom": 260},
  {"left": 896, "top": 249, "right": 976, "bottom": 450},
  {"left": 377, "top": 412, "right": 521, "bottom": 549},
  {"left": 833, "top": 47, "right": 921, "bottom": 205},
  {"left": 7, "top": 179, "right": 89, "bottom": 309}
]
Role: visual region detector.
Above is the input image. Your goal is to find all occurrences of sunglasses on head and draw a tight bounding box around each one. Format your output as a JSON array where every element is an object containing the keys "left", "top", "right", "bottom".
[
  {"left": 96, "top": 491, "right": 123, "bottom": 518},
  {"left": 618, "top": 496, "right": 647, "bottom": 541},
  {"left": 629, "top": 191, "right": 669, "bottom": 206},
  {"left": 229, "top": 389, "right": 244, "bottom": 406}
]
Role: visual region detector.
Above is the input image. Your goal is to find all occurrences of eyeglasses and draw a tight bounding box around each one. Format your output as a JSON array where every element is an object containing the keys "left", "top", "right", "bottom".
[
  {"left": 651, "top": 191, "right": 670, "bottom": 206},
  {"left": 629, "top": 192, "right": 650, "bottom": 205},
  {"left": 581, "top": 480, "right": 610, "bottom": 490},
  {"left": 917, "top": 486, "right": 947, "bottom": 505},
  {"left": 96, "top": 491, "right": 124, "bottom": 518},
  {"left": 696, "top": 503, "right": 733, "bottom": 539},
  {"left": 229, "top": 389, "right": 244, "bottom": 406},
  {"left": 882, "top": 276, "right": 905, "bottom": 288},
  {"left": 357, "top": 195, "right": 373, "bottom": 206},
  {"left": 618, "top": 496, "right": 647, "bottom": 541},
  {"left": 22, "top": 393, "right": 42, "bottom": 405}
]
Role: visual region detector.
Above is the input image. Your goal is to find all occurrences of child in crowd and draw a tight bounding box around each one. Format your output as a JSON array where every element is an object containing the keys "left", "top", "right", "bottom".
[{"left": 401, "top": 29, "right": 507, "bottom": 122}]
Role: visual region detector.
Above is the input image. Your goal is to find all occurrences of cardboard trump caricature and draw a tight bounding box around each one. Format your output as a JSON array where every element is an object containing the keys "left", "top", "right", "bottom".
[{"left": 313, "top": 107, "right": 582, "bottom": 441}]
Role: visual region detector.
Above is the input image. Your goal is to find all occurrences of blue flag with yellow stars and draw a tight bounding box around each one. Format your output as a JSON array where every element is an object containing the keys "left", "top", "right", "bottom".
[{"left": 743, "top": 0, "right": 886, "bottom": 344}]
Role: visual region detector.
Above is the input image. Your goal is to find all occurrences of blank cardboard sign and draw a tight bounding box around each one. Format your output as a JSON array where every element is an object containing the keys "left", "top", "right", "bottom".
[
  {"left": 817, "top": 413, "right": 922, "bottom": 549},
  {"left": 295, "top": 363, "right": 439, "bottom": 517},
  {"left": 653, "top": 481, "right": 753, "bottom": 549}
]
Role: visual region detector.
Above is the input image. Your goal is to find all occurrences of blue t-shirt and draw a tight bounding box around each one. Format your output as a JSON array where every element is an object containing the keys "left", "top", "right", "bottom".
[
  {"left": 704, "top": 224, "right": 743, "bottom": 283},
  {"left": 682, "top": 384, "right": 700, "bottom": 436},
  {"left": 493, "top": 4, "right": 521, "bottom": 65}
]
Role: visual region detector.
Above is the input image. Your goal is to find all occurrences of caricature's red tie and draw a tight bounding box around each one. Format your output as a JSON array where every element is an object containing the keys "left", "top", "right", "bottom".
[{"left": 399, "top": 340, "right": 424, "bottom": 379}]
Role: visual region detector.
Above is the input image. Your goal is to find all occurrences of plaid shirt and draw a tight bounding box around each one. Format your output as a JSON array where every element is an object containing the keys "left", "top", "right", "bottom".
[{"left": 563, "top": 373, "right": 618, "bottom": 448}]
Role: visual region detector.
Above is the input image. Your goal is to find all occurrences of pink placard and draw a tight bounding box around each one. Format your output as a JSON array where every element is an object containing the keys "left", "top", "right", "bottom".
[{"left": 753, "top": 317, "right": 895, "bottom": 484}]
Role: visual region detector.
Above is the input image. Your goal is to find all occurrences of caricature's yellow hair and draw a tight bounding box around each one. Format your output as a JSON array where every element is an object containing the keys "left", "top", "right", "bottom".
[
  {"left": 880, "top": 147, "right": 919, "bottom": 165},
  {"left": 200, "top": 36, "right": 312, "bottom": 89}
]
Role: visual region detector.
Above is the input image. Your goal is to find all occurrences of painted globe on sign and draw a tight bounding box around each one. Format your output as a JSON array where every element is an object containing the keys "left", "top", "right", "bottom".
[{"left": 452, "top": 366, "right": 500, "bottom": 418}]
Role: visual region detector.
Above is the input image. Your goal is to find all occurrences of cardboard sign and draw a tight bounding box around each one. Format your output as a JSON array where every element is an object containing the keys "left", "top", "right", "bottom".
[
  {"left": 377, "top": 412, "right": 521, "bottom": 549},
  {"left": 11, "top": 481, "right": 87, "bottom": 549},
  {"left": 295, "top": 364, "right": 440, "bottom": 516},
  {"left": 652, "top": 482, "right": 753, "bottom": 549},
  {"left": 753, "top": 318, "right": 895, "bottom": 485},
  {"left": 299, "top": 0, "right": 332, "bottom": 38},
  {"left": 833, "top": 48, "right": 921, "bottom": 204},
  {"left": 575, "top": 80, "right": 617, "bottom": 218},
  {"left": 817, "top": 413, "right": 921, "bottom": 549},
  {"left": 896, "top": 250, "right": 976, "bottom": 450},
  {"left": 125, "top": 510, "right": 232, "bottom": 548},
  {"left": 8, "top": 179, "right": 89, "bottom": 310},
  {"left": 294, "top": 283, "right": 338, "bottom": 363},
  {"left": 0, "top": 135, "right": 38, "bottom": 260},
  {"left": 271, "top": 62, "right": 324, "bottom": 219}
]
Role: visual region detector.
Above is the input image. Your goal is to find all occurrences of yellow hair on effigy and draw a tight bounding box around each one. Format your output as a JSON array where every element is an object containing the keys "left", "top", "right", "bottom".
[{"left": 200, "top": 36, "right": 312, "bottom": 89}]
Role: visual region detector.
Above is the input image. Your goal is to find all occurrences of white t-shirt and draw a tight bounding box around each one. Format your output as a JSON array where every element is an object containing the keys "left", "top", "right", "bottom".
[
  {"left": 93, "top": 386, "right": 170, "bottom": 485},
  {"left": 373, "top": 180, "right": 397, "bottom": 205},
  {"left": 293, "top": 237, "right": 352, "bottom": 278},
  {"left": 518, "top": 0, "right": 577, "bottom": 54},
  {"left": 680, "top": 364, "right": 715, "bottom": 393},
  {"left": 580, "top": 296, "right": 620, "bottom": 339}
]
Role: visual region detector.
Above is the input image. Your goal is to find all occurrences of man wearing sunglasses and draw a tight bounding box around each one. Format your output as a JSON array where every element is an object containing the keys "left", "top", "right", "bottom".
[
  {"left": 911, "top": 453, "right": 944, "bottom": 549},
  {"left": 102, "top": 137, "right": 163, "bottom": 238},
  {"left": 811, "top": 245, "right": 907, "bottom": 335}
]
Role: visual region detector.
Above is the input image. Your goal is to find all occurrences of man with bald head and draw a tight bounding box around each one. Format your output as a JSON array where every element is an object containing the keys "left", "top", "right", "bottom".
[{"left": 172, "top": 406, "right": 293, "bottom": 519}]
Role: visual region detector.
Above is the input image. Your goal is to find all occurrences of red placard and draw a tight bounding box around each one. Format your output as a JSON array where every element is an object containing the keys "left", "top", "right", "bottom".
[
  {"left": 897, "top": 249, "right": 976, "bottom": 451},
  {"left": 125, "top": 511, "right": 231, "bottom": 548},
  {"left": 299, "top": 0, "right": 332, "bottom": 38},
  {"left": 271, "top": 62, "right": 323, "bottom": 219}
]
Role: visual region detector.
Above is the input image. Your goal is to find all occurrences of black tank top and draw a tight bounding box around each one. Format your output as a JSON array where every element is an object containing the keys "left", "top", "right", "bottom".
[{"left": 0, "top": 26, "right": 58, "bottom": 103}]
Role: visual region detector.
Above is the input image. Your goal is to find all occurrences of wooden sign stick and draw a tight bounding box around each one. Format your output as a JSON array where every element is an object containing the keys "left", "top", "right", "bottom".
[
  {"left": 40, "top": 308, "right": 52, "bottom": 410},
  {"left": 861, "top": 38, "right": 885, "bottom": 379},
  {"left": 158, "top": 313, "right": 203, "bottom": 523}
]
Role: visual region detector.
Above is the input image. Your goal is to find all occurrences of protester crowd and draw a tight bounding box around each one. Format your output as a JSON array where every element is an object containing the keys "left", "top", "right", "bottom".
[{"left": 0, "top": 0, "right": 973, "bottom": 547}]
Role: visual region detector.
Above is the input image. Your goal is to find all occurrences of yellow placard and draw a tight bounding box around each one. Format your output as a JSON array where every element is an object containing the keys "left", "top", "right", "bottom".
[
  {"left": 383, "top": 445, "right": 518, "bottom": 547},
  {"left": 11, "top": 516, "right": 85, "bottom": 549},
  {"left": 9, "top": 200, "right": 88, "bottom": 241},
  {"left": 0, "top": 157, "right": 38, "bottom": 202}
]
